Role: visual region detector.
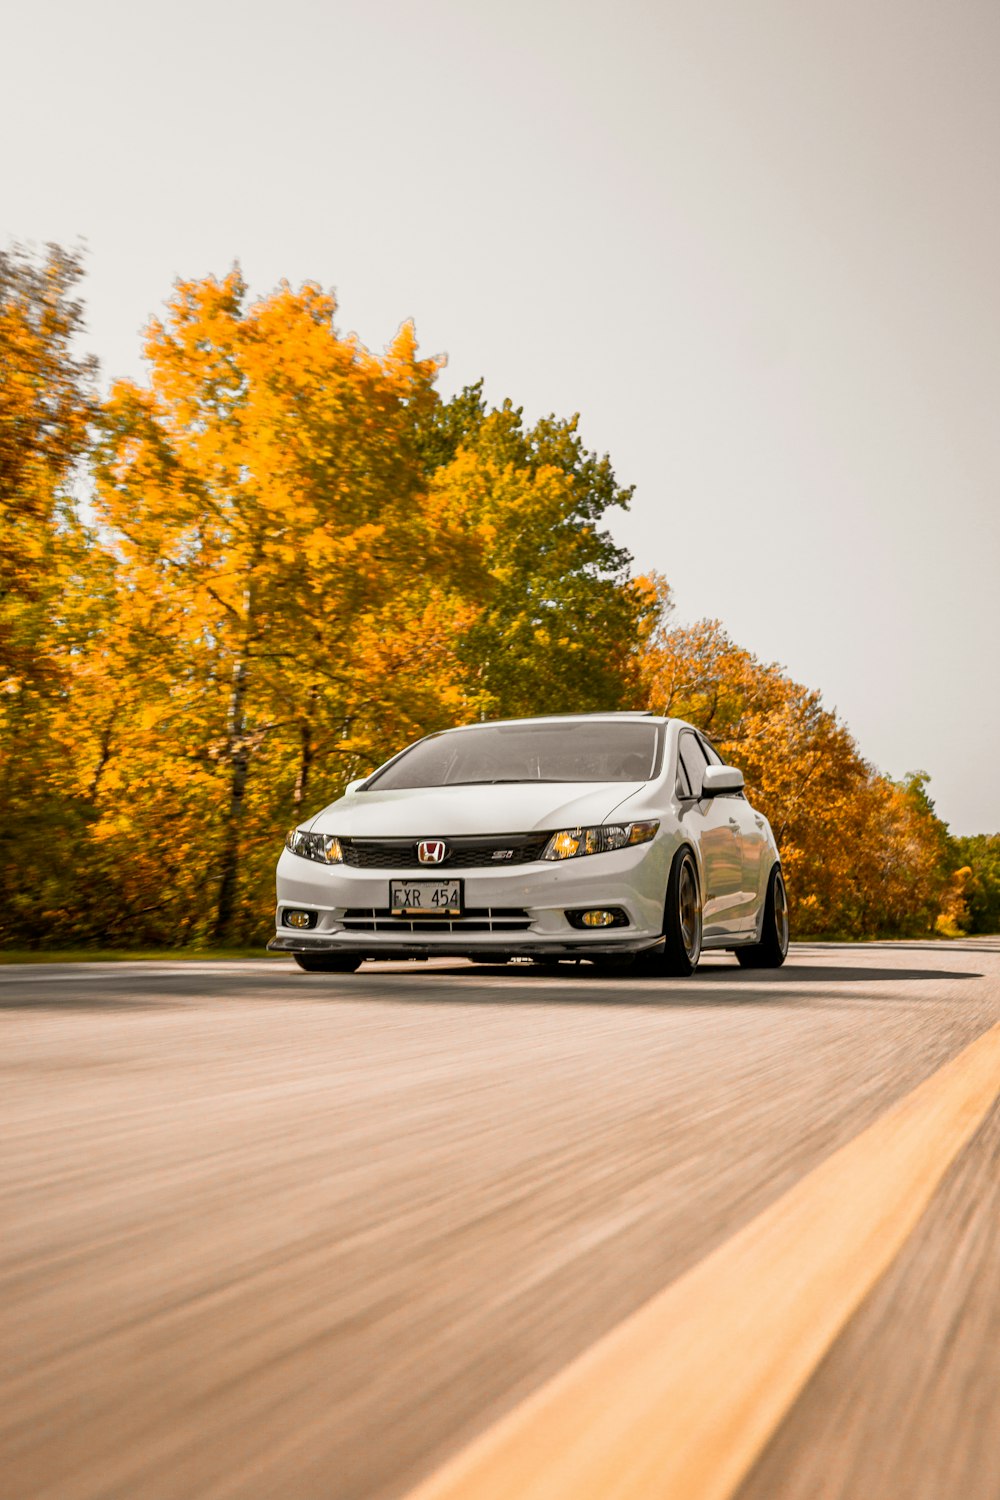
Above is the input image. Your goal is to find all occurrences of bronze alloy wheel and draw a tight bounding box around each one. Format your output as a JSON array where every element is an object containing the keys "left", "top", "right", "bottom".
[
  {"left": 736, "top": 863, "right": 789, "bottom": 969},
  {"left": 678, "top": 854, "right": 703, "bottom": 964},
  {"left": 654, "top": 848, "right": 703, "bottom": 976},
  {"left": 773, "top": 868, "right": 789, "bottom": 956}
]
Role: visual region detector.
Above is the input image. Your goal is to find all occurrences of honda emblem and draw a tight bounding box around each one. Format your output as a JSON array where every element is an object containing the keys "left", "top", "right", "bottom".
[{"left": 417, "top": 840, "right": 447, "bottom": 865}]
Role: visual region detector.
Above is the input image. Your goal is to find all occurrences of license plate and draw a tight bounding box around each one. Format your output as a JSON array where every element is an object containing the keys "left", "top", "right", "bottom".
[{"left": 390, "top": 879, "right": 463, "bottom": 916}]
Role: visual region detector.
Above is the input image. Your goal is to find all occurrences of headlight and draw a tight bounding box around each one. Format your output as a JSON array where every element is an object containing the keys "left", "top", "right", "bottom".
[
  {"left": 284, "top": 829, "right": 344, "bottom": 864},
  {"left": 541, "top": 821, "right": 659, "bottom": 860}
]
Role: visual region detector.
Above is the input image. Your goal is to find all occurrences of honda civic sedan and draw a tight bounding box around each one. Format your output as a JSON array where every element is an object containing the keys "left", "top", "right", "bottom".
[{"left": 268, "top": 712, "right": 788, "bottom": 976}]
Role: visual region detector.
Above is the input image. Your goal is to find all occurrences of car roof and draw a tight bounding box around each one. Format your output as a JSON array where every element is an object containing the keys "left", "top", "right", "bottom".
[{"left": 439, "top": 712, "right": 670, "bottom": 733}]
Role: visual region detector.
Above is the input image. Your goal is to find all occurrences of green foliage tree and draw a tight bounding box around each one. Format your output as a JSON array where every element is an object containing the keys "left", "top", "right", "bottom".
[
  {"left": 946, "top": 834, "right": 1000, "bottom": 934},
  {"left": 424, "top": 388, "right": 650, "bottom": 716}
]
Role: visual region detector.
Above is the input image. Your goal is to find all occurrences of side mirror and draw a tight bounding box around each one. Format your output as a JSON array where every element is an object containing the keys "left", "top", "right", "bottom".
[
  {"left": 344, "top": 778, "right": 368, "bottom": 795},
  {"left": 702, "top": 764, "right": 744, "bottom": 797}
]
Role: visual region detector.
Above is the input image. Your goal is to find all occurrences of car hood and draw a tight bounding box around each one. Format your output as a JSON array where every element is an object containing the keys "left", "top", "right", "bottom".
[{"left": 308, "top": 781, "right": 648, "bottom": 837}]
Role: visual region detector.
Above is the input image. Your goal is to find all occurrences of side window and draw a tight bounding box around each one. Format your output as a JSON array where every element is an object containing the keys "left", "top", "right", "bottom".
[{"left": 677, "top": 733, "right": 708, "bottom": 799}]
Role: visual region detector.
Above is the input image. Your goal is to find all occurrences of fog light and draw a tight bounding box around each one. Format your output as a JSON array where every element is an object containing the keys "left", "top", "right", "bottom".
[
  {"left": 284, "top": 910, "right": 316, "bottom": 930},
  {"left": 565, "top": 907, "right": 629, "bottom": 930}
]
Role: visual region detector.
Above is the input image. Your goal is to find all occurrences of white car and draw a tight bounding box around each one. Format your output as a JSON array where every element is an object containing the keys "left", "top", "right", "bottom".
[{"left": 268, "top": 712, "right": 788, "bottom": 976}]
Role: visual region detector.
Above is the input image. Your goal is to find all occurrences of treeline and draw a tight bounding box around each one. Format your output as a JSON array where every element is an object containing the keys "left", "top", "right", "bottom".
[
  {"left": 638, "top": 597, "right": 997, "bottom": 938},
  {"left": 1, "top": 243, "right": 996, "bottom": 947}
]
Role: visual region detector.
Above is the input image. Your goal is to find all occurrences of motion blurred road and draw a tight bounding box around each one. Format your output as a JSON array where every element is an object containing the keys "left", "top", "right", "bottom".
[{"left": 3, "top": 941, "right": 999, "bottom": 1500}]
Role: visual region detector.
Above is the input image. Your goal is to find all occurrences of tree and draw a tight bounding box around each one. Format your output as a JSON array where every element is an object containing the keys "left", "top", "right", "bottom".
[
  {"left": 3, "top": 250, "right": 977, "bottom": 950},
  {"left": 423, "top": 390, "right": 650, "bottom": 716},
  {"left": 946, "top": 833, "right": 1000, "bottom": 934},
  {"left": 3, "top": 268, "right": 653, "bottom": 949},
  {"left": 0, "top": 242, "right": 102, "bottom": 947},
  {"left": 638, "top": 588, "right": 949, "bottom": 937},
  {"left": 94, "top": 269, "right": 472, "bottom": 942},
  {"left": 0, "top": 241, "right": 95, "bottom": 684}
]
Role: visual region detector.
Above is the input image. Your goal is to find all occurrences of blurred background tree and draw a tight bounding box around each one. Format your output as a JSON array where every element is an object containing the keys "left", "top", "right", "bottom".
[
  {"left": 0, "top": 242, "right": 95, "bottom": 681},
  {"left": 638, "top": 581, "right": 955, "bottom": 938},
  {"left": 419, "top": 384, "right": 650, "bottom": 717},
  {"left": 91, "top": 278, "right": 645, "bottom": 942},
  {"left": 0, "top": 245, "right": 995, "bottom": 948},
  {"left": 93, "top": 270, "right": 473, "bottom": 943},
  {"left": 0, "top": 243, "right": 102, "bottom": 945},
  {"left": 943, "top": 835, "right": 1000, "bottom": 936}
]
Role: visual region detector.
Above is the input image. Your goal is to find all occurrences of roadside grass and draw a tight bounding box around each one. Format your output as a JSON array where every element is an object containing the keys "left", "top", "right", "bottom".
[
  {"left": 0, "top": 946, "right": 283, "bottom": 965},
  {"left": 793, "top": 931, "right": 956, "bottom": 944}
]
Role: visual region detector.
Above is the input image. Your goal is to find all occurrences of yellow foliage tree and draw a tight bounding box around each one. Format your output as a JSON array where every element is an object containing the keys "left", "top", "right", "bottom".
[
  {"left": 1, "top": 249, "right": 980, "bottom": 949},
  {"left": 0, "top": 244, "right": 104, "bottom": 944},
  {"left": 639, "top": 580, "right": 949, "bottom": 936},
  {"left": 94, "top": 270, "right": 478, "bottom": 941}
]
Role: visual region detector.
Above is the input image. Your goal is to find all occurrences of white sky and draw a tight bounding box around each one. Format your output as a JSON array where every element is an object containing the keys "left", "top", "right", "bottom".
[{"left": 3, "top": 0, "right": 998, "bottom": 833}]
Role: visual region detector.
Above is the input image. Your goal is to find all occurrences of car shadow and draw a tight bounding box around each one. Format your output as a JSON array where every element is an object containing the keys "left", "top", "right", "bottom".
[
  {"left": 683, "top": 962, "right": 981, "bottom": 984},
  {"left": 2, "top": 953, "right": 983, "bottom": 1013},
  {"left": 357, "top": 958, "right": 980, "bottom": 984},
  {"left": 331, "top": 956, "right": 983, "bottom": 1006}
]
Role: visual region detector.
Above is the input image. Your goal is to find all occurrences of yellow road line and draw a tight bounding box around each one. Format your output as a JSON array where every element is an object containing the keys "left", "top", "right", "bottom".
[{"left": 405, "top": 1020, "right": 1000, "bottom": 1500}]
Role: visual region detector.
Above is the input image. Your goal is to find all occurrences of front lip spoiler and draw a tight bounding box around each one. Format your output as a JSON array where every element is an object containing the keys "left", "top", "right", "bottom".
[{"left": 267, "top": 934, "right": 666, "bottom": 961}]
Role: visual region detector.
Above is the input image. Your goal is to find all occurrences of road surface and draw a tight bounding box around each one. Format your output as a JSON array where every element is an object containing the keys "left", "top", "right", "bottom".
[{"left": 2, "top": 940, "right": 999, "bottom": 1500}]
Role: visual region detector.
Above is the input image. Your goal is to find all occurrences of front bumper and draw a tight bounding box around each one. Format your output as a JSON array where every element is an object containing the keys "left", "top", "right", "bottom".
[
  {"left": 270, "top": 838, "right": 671, "bottom": 961},
  {"left": 267, "top": 931, "right": 667, "bottom": 960}
]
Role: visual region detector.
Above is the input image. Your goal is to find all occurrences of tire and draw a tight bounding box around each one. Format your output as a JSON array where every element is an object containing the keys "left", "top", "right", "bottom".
[
  {"left": 651, "top": 847, "right": 703, "bottom": 977},
  {"left": 736, "top": 865, "right": 789, "bottom": 968},
  {"left": 293, "top": 952, "right": 362, "bottom": 973}
]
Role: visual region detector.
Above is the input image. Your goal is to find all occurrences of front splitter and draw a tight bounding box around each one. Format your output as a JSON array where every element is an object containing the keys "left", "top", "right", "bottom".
[{"left": 267, "top": 933, "right": 666, "bottom": 961}]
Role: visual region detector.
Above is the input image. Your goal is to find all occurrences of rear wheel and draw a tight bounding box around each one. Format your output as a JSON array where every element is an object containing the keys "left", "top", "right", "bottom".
[
  {"left": 293, "top": 952, "right": 362, "bottom": 973},
  {"left": 736, "top": 865, "right": 789, "bottom": 968}
]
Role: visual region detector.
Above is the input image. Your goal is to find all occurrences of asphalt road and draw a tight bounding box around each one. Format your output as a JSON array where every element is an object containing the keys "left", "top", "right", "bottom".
[{"left": 2, "top": 940, "right": 999, "bottom": 1500}]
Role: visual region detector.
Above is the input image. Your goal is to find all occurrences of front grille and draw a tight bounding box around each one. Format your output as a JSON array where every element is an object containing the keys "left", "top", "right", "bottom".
[
  {"left": 340, "top": 834, "right": 549, "bottom": 869},
  {"left": 342, "top": 906, "right": 532, "bottom": 933}
]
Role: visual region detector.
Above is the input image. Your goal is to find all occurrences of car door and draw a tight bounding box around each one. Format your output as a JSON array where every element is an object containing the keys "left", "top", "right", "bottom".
[
  {"left": 676, "top": 732, "right": 744, "bottom": 938},
  {"left": 697, "top": 734, "right": 763, "bottom": 933},
  {"left": 733, "top": 800, "right": 770, "bottom": 928}
]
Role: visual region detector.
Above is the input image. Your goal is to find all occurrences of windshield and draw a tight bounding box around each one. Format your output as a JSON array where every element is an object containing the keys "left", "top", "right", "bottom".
[{"left": 366, "top": 720, "right": 662, "bottom": 790}]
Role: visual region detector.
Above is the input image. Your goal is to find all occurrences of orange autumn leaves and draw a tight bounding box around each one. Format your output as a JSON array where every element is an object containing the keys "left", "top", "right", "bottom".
[
  {"left": 639, "top": 583, "right": 953, "bottom": 937},
  {"left": 3, "top": 260, "right": 643, "bottom": 943},
  {"left": 0, "top": 248, "right": 989, "bottom": 947}
]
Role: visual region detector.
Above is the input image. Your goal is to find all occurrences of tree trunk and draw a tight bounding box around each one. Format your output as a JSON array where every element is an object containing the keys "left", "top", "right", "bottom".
[
  {"left": 292, "top": 690, "right": 318, "bottom": 815},
  {"left": 212, "top": 649, "right": 251, "bottom": 944},
  {"left": 88, "top": 710, "right": 117, "bottom": 801},
  {"left": 293, "top": 720, "right": 314, "bottom": 815}
]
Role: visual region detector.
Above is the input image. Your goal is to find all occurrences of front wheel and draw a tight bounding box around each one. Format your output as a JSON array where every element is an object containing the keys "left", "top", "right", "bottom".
[
  {"left": 736, "top": 865, "right": 789, "bottom": 968},
  {"left": 293, "top": 952, "right": 362, "bottom": 973},
  {"left": 652, "top": 847, "right": 703, "bottom": 977}
]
